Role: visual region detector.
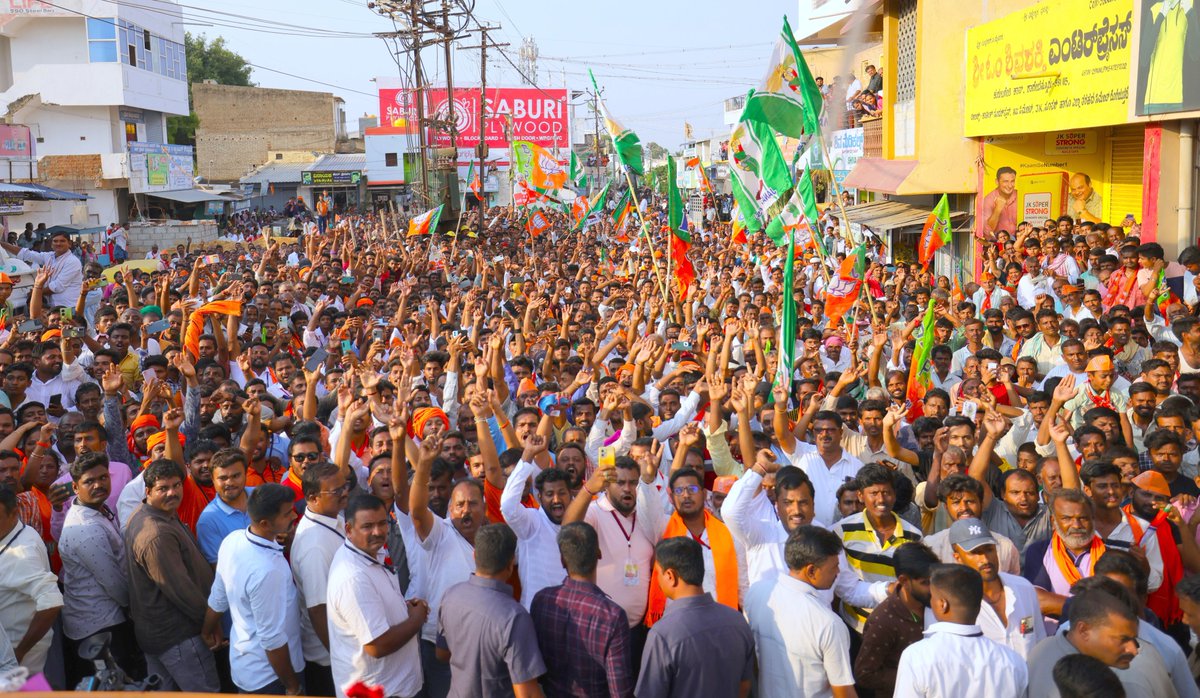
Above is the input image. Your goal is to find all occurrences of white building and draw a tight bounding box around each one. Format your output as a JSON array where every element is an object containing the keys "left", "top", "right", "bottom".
[{"left": 0, "top": 0, "right": 189, "bottom": 227}]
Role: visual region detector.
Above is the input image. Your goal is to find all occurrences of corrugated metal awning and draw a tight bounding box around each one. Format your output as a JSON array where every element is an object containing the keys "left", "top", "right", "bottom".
[
  {"left": 147, "top": 189, "right": 228, "bottom": 204},
  {"left": 830, "top": 200, "right": 967, "bottom": 232}
]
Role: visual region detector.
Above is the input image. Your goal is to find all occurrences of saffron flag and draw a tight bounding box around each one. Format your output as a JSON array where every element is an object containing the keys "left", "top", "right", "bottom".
[
  {"left": 407, "top": 205, "right": 443, "bottom": 237},
  {"left": 667, "top": 156, "right": 694, "bottom": 294},
  {"left": 686, "top": 157, "right": 714, "bottom": 194},
  {"left": 528, "top": 143, "right": 568, "bottom": 190},
  {"left": 731, "top": 203, "right": 748, "bottom": 244},
  {"left": 466, "top": 161, "right": 480, "bottom": 198},
  {"left": 589, "top": 69, "right": 645, "bottom": 176},
  {"left": 951, "top": 274, "right": 965, "bottom": 303},
  {"left": 611, "top": 189, "right": 633, "bottom": 229},
  {"left": 741, "top": 15, "right": 824, "bottom": 139},
  {"left": 575, "top": 182, "right": 610, "bottom": 232},
  {"left": 905, "top": 300, "right": 938, "bottom": 420},
  {"left": 571, "top": 194, "right": 589, "bottom": 228},
  {"left": 824, "top": 275, "right": 861, "bottom": 324},
  {"left": 917, "top": 194, "right": 952, "bottom": 267},
  {"left": 526, "top": 210, "right": 552, "bottom": 238}
]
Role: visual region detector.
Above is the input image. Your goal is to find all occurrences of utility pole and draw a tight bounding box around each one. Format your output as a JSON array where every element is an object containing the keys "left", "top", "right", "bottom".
[
  {"left": 440, "top": 0, "right": 458, "bottom": 216},
  {"left": 591, "top": 87, "right": 603, "bottom": 192},
  {"left": 461, "top": 27, "right": 506, "bottom": 218}
]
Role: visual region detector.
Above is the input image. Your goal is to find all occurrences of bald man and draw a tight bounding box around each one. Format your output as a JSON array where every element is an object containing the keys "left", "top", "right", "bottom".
[{"left": 1069, "top": 173, "right": 1103, "bottom": 224}]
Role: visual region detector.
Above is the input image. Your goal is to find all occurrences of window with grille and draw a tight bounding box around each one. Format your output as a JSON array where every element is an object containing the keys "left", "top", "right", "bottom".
[{"left": 895, "top": 0, "right": 917, "bottom": 103}]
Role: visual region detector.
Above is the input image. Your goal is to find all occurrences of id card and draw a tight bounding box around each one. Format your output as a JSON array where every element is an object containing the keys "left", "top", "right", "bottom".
[{"left": 623, "top": 559, "right": 640, "bottom": 587}]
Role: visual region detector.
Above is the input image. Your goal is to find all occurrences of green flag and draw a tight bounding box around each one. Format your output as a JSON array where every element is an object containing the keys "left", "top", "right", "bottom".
[
  {"left": 569, "top": 151, "right": 581, "bottom": 183},
  {"left": 610, "top": 188, "right": 632, "bottom": 227},
  {"left": 765, "top": 168, "right": 822, "bottom": 251},
  {"left": 729, "top": 173, "right": 763, "bottom": 234},
  {"left": 906, "top": 299, "right": 938, "bottom": 408},
  {"left": 574, "top": 182, "right": 610, "bottom": 232},
  {"left": 728, "top": 108, "right": 791, "bottom": 230},
  {"left": 589, "top": 69, "right": 645, "bottom": 176},
  {"left": 777, "top": 226, "right": 797, "bottom": 391},
  {"left": 667, "top": 157, "right": 689, "bottom": 243},
  {"left": 918, "top": 194, "right": 953, "bottom": 267},
  {"left": 741, "top": 15, "right": 824, "bottom": 139}
]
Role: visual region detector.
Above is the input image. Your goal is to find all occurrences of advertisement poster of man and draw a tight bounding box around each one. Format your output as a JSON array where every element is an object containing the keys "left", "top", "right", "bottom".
[
  {"left": 980, "top": 166, "right": 1018, "bottom": 240},
  {"left": 1135, "top": 0, "right": 1200, "bottom": 115}
]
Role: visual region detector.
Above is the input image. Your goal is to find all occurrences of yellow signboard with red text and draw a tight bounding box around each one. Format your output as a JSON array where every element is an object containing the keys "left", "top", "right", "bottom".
[{"left": 964, "top": 0, "right": 1134, "bottom": 137}]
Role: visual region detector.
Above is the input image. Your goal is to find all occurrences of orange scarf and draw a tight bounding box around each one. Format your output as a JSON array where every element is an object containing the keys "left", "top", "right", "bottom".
[
  {"left": 645, "top": 510, "right": 738, "bottom": 626},
  {"left": 1051, "top": 530, "right": 1106, "bottom": 587},
  {"left": 183, "top": 300, "right": 243, "bottom": 358}
]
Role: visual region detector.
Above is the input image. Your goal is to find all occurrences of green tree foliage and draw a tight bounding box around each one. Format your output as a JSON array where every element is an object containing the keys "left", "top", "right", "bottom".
[{"left": 167, "top": 33, "right": 253, "bottom": 146}]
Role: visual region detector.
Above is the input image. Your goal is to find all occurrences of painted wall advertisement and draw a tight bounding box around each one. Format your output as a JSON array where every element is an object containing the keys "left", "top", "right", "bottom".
[
  {"left": 964, "top": 0, "right": 1134, "bottom": 137},
  {"left": 376, "top": 79, "right": 570, "bottom": 150},
  {"left": 127, "top": 142, "right": 194, "bottom": 194}
]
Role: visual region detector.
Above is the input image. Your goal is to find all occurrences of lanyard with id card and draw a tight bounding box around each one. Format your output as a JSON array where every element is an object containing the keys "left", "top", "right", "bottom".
[{"left": 611, "top": 510, "right": 640, "bottom": 586}]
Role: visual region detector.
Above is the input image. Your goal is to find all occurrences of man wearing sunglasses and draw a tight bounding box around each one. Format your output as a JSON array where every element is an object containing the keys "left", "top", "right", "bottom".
[
  {"left": 281, "top": 435, "right": 324, "bottom": 504},
  {"left": 644, "top": 467, "right": 743, "bottom": 627}
]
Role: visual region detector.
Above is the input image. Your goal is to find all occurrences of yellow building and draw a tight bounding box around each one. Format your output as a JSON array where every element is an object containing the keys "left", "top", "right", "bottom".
[{"left": 798, "top": 0, "right": 1198, "bottom": 275}]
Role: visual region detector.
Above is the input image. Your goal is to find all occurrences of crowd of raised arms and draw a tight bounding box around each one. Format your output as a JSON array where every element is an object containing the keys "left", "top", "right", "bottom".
[{"left": 5, "top": 196, "right": 1200, "bottom": 698}]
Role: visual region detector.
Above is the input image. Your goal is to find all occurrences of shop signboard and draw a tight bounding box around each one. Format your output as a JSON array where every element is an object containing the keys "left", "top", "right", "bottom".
[
  {"left": 0, "top": 194, "right": 23, "bottom": 215},
  {"left": 128, "top": 142, "right": 194, "bottom": 194},
  {"left": 301, "top": 171, "right": 361, "bottom": 186},
  {"left": 377, "top": 81, "right": 570, "bottom": 150},
  {"left": 964, "top": 0, "right": 1134, "bottom": 136},
  {"left": 0, "top": 125, "right": 32, "bottom": 159}
]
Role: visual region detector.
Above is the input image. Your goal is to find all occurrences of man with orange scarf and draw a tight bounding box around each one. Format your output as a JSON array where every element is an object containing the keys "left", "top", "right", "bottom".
[
  {"left": 1021, "top": 488, "right": 1106, "bottom": 598},
  {"left": 645, "top": 467, "right": 741, "bottom": 626},
  {"left": 1126, "top": 471, "right": 1192, "bottom": 634}
]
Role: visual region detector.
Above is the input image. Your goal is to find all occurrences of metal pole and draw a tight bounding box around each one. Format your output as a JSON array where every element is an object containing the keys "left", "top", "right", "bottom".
[
  {"left": 410, "top": 1, "right": 429, "bottom": 207},
  {"left": 478, "top": 28, "right": 488, "bottom": 220},
  {"left": 441, "top": 0, "right": 457, "bottom": 217}
]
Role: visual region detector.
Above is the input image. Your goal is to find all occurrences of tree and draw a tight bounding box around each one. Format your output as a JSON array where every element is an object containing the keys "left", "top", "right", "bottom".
[
  {"left": 645, "top": 142, "right": 668, "bottom": 163},
  {"left": 167, "top": 33, "right": 254, "bottom": 146}
]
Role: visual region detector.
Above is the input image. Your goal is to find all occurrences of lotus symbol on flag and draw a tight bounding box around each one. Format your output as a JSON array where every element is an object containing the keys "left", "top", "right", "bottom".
[{"left": 828, "top": 277, "right": 858, "bottom": 297}]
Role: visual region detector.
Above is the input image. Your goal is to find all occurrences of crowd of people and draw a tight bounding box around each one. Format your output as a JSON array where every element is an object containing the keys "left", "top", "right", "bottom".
[{"left": 0, "top": 194, "right": 1199, "bottom": 698}]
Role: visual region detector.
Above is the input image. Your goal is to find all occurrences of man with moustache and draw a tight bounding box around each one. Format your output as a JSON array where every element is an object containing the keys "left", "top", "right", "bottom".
[
  {"left": 291, "top": 462, "right": 350, "bottom": 696},
  {"left": 196, "top": 449, "right": 253, "bottom": 565},
  {"left": 500, "top": 435, "right": 570, "bottom": 609},
  {"left": 124, "top": 459, "right": 219, "bottom": 692},
  {"left": 58, "top": 451, "right": 137, "bottom": 684},
  {"left": 645, "top": 467, "right": 743, "bottom": 627},
  {"left": 1022, "top": 488, "right": 1106, "bottom": 597},
  {"left": 1078, "top": 462, "right": 1164, "bottom": 595},
  {"left": 948, "top": 518, "right": 1046, "bottom": 659},
  {"left": 326, "top": 494, "right": 427, "bottom": 698}
]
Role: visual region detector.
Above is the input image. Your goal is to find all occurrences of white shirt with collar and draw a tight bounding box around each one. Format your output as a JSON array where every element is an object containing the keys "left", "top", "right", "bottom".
[
  {"left": 500, "top": 459, "right": 565, "bottom": 609},
  {"left": 291, "top": 510, "right": 346, "bottom": 667},
  {"left": 789, "top": 446, "right": 864, "bottom": 528},
  {"left": 921, "top": 572, "right": 1045, "bottom": 660},
  {"left": 58, "top": 502, "right": 128, "bottom": 641},
  {"left": 0, "top": 521, "right": 63, "bottom": 674},
  {"left": 326, "top": 541, "right": 423, "bottom": 698},
  {"left": 208, "top": 528, "right": 305, "bottom": 692},
  {"left": 415, "top": 511, "right": 475, "bottom": 642},
  {"left": 744, "top": 572, "right": 855, "bottom": 698},
  {"left": 719, "top": 469, "right": 888, "bottom": 606},
  {"left": 894, "top": 621, "right": 1028, "bottom": 698}
]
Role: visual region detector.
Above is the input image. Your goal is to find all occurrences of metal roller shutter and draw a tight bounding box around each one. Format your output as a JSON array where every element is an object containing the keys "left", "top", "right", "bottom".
[{"left": 1106, "top": 126, "right": 1145, "bottom": 224}]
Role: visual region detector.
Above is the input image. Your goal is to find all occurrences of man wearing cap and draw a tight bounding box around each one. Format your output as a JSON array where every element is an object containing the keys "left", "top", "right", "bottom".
[
  {"left": 1059, "top": 285, "right": 1093, "bottom": 322},
  {"left": 947, "top": 517, "right": 1046, "bottom": 659},
  {"left": 1127, "top": 470, "right": 1192, "bottom": 634},
  {"left": 0, "top": 230, "right": 82, "bottom": 309},
  {"left": 1058, "top": 356, "right": 1128, "bottom": 428},
  {"left": 972, "top": 273, "right": 1011, "bottom": 316}
]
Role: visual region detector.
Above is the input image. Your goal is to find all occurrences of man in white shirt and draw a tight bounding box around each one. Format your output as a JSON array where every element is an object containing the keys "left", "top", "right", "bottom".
[
  {"left": 58, "top": 452, "right": 136, "bottom": 684},
  {"left": 203, "top": 484, "right": 305, "bottom": 695},
  {"left": 0, "top": 483, "right": 63, "bottom": 676},
  {"left": 290, "top": 462, "right": 350, "bottom": 697},
  {"left": 0, "top": 230, "right": 83, "bottom": 308},
  {"left": 895, "top": 564, "right": 1028, "bottom": 698},
  {"left": 744, "top": 525, "right": 856, "bottom": 698},
  {"left": 327, "top": 494, "right": 426, "bottom": 698},
  {"left": 946, "top": 518, "right": 1045, "bottom": 659},
  {"left": 774, "top": 397, "right": 864, "bottom": 527},
  {"left": 408, "top": 433, "right": 482, "bottom": 697},
  {"left": 500, "top": 436, "right": 569, "bottom": 608}
]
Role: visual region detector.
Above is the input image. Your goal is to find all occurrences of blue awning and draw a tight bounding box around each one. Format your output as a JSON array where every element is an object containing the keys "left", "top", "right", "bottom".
[{"left": 21, "top": 184, "right": 89, "bottom": 201}]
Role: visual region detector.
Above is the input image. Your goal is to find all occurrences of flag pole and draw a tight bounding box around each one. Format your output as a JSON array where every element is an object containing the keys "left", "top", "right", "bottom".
[{"left": 618, "top": 162, "right": 671, "bottom": 304}]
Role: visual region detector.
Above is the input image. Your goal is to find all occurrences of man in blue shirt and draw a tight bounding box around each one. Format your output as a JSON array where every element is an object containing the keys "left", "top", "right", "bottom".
[{"left": 196, "top": 449, "right": 254, "bottom": 565}]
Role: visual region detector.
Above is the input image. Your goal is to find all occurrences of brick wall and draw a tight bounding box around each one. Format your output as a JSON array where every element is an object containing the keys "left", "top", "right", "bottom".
[
  {"left": 39, "top": 154, "right": 103, "bottom": 184},
  {"left": 193, "top": 83, "right": 338, "bottom": 183}
]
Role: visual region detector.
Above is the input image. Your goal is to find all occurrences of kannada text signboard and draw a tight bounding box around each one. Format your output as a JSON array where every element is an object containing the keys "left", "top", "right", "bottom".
[{"left": 964, "top": 0, "right": 1134, "bottom": 137}]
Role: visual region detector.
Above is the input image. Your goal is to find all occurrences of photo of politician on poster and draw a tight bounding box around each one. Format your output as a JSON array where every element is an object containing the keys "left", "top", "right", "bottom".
[{"left": 1135, "top": 0, "right": 1200, "bottom": 115}]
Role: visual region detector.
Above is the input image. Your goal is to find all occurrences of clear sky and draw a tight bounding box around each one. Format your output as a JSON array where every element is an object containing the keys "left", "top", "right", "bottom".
[{"left": 175, "top": 0, "right": 792, "bottom": 149}]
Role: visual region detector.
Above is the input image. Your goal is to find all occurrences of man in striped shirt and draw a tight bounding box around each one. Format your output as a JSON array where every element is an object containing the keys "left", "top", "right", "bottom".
[{"left": 832, "top": 463, "right": 923, "bottom": 632}]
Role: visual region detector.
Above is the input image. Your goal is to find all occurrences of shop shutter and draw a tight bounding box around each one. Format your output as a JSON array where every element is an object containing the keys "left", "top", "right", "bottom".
[{"left": 1106, "top": 128, "right": 1144, "bottom": 224}]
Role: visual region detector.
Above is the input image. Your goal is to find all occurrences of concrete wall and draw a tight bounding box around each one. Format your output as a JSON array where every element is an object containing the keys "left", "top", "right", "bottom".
[
  {"left": 127, "top": 219, "right": 217, "bottom": 255},
  {"left": 193, "top": 83, "right": 340, "bottom": 183}
]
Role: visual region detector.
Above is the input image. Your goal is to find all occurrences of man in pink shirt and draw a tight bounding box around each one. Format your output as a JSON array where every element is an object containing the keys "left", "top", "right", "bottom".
[{"left": 981, "top": 167, "right": 1019, "bottom": 241}]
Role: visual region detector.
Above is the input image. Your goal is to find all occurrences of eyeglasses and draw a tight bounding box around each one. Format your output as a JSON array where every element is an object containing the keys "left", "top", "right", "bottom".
[
  {"left": 319, "top": 483, "right": 352, "bottom": 496},
  {"left": 292, "top": 451, "right": 321, "bottom": 462},
  {"left": 672, "top": 485, "right": 702, "bottom": 495}
]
